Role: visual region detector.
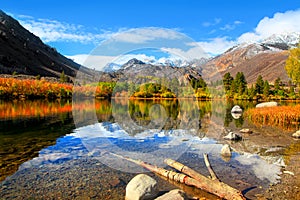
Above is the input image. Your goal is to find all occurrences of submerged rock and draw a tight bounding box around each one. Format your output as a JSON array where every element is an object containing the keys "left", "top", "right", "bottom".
[
  {"left": 221, "top": 144, "right": 232, "bottom": 157},
  {"left": 256, "top": 101, "right": 279, "bottom": 108},
  {"left": 125, "top": 174, "right": 159, "bottom": 200},
  {"left": 224, "top": 132, "right": 242, "bottom": 140},
  {"left": 292, "top": 130, "right": 300, "bottom": 138},
  {"left": 154, "top": 189, "right": 188, "bottom": 200}
]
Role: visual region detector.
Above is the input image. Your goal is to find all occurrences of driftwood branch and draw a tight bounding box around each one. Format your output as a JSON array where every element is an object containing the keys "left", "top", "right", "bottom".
[
  {"left": 203, "top": 153, "right": 219, "bottom": 181},
  {"left": 110, "top": 152, "right": 245, "bottom": 200},
  {"left": 165, "top": 158, "right": 245, "bottom": 200}
]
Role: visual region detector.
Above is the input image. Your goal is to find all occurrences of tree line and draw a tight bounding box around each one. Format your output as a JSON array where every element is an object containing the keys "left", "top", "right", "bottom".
[{"left": 222, "top": 72, "right": 298, "bottom": 100}]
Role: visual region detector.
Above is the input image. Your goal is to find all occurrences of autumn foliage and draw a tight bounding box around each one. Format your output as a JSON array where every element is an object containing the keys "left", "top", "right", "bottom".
[
  {"left": 0, "top": 78, "right": 117, "bottom": 99},
  {"left": 0, "top": 78, "right": 73, "bottom": 99}
]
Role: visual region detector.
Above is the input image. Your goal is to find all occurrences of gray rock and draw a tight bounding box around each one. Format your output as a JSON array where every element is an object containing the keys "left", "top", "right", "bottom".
[
  {"left": 292, "top": 130, "right": 300, "bottom": 138},
  {"left": 221, "top": 144, "right": 232, "bottom": 157},
  {"left": 231, "top": 105, "right": 243, "bottom": 113},
  {"left": 224, "top": 132, "right": 242, "bottom": 140},
  {"left": 125, "top": 174, "right": 159, "bottom": 200},
  {"left": 256, "top": 101, "right": 279, "bottom": 108},
  {"left": 155, "top": 189, "right": 188, "bottom": 200}
]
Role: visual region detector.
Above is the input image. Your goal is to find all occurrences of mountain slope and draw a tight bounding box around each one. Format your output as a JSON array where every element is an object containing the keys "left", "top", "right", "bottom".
[
  {"left": 0, "top": 10, "right": 92, "bottom": 80},
  {"left": 201, "top": 33, "right": 300, "bottom": 84}
]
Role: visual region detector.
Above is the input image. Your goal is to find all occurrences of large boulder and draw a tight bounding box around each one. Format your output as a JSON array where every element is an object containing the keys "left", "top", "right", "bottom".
[
  {"left": 125, "top": 174, "right": 159, "bottom": 200},
  {"left": 155, "top": 189, "right": 188, "bottom": 200},
  {"left": 256, "top": 101, "right": 279, "bottom": 108}
]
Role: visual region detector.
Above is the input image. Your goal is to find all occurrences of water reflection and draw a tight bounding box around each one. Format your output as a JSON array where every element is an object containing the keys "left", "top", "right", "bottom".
[
  {"left": 0, "top": 99, "right": 297, "bottom": 199},
  {"left": 0, "top": 100, "right": 74, "bottom": 182}
]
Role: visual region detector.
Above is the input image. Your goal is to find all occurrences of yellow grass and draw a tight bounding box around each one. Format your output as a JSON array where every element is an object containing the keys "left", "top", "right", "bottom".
[{"left": 245, "top": 104, "right": 300, "bottom": 130}]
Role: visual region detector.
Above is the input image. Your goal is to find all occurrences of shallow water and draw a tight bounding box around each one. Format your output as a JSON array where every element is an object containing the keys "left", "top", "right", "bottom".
[{"left": 0, "top": 99, "right": 299, "bottom": 199}]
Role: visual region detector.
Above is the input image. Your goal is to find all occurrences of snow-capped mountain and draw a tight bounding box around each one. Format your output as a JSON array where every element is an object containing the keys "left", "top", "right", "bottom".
[
  {"left": 102, "top": 57, "right": 209, "bottom": 72},
  {"left": 262, "top": 32, "right": 300, "bottom": 47},
  {"left": 102, "top": 62, "right": 122, "bottom": 72},
  {"left": 204, "top": 32, "right": 300, "bottom": 84}
]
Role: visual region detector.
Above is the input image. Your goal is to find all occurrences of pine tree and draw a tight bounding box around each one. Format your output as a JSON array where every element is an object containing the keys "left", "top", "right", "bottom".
[
  {"left": 263, "top": 80, "right": 270, "bottom": 97},
  {"left": 255, "top": 75, "right": 264, "bottom": 94},
  {"left": 223, "top": 72, "right": 234, "bottom": 92},
  {"left": 235, "top": 72, "right": 247, "bottom": 95}
]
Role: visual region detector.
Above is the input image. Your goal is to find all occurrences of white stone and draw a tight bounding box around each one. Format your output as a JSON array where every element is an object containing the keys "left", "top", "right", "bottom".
[
  {"left": 231, "top": 112, "right": 242, "bottom": 119},
  {"left": 256, "top": 101, "right": 279, "bottom": 108},
  {"left": 155, "top": 189, "right": 187, "bottom": 200},
  {"left": 125, "top": 174, "right": 159, "bottom": 200},
  {"left": 240, "top": 128, "right": 253, "bottom": 134},
  {"left": 221, "top": 144, "right": 232, "bottom": 157},
  {"left": 231, "top": 105, "right": 243, "bottom": 113},
  {"left": 292, "top": 130, "right": 300, "bottom": 138},
  {"left": 224, "top": 132, "right": 242, "bottom": 140}
]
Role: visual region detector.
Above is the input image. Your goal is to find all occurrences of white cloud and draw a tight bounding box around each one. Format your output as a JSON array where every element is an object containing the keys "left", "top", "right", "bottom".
[
  {"left": 238, "top": 9, "right": 300, "bottom": 43},
  {"left": 199, "top": 9, "right": 300, "bottom": 55},
  {"left": 67, "top": 54, "right": 116, "bottom": 70},
  {"left": 161, "top": 43, "right": 209, "bottom": 60},
  {"left": 220, "top": 20, "right": 243, "bottom": 31},
  {"left": 111, "top": 27, "right": 185, "bottom": 44},
  {"left": 17, "top": 15, "right": 186, "bottom": 46},
  {"left": 197, "top": 37, "right": 237, "bottom": 56},
  {"left": 18, "top": 16, "right": 112, "bottom": 43},
  {"left": 202, "top": 18, "right": 222, "bottom": 27}
]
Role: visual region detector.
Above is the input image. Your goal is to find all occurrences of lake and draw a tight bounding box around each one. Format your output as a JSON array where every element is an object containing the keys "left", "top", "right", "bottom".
[{"left": 0, "top": 99, "right": 299, "bottom": 199}]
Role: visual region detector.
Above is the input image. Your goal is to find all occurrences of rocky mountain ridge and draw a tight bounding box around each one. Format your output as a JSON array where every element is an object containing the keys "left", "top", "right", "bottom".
[
  {"left": 201, "top": 32, "right": 300, "bottom": 84},
  {"left": 0, "top": 10, "right": 94, "bottom": 81}
]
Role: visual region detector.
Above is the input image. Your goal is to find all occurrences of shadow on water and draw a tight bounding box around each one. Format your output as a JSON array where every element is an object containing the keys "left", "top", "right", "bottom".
[{"left": 0, "top": 100, "right": 75, "bottom": 182}]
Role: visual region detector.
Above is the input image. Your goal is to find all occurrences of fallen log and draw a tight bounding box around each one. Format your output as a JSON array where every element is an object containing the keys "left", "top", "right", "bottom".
[
  {"left": 109, "top": 152, "right": 245, "bottom": 200},
  {"left": 165, "top": 157, "right": 245, "bottom": 200}
]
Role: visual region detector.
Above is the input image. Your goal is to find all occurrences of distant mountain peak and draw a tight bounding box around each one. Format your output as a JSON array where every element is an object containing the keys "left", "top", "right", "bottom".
[
  {"left": 125, "top": 58, "right": 145, "bottom": 65},
  {"left": 262, "top": 32, "right": 300, "bottom": 47}
]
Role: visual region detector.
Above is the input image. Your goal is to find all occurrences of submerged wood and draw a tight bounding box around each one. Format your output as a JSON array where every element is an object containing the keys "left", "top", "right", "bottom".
[
  {"left": 165, "top": 158, "right": 246, "bottom": 200},
  {"left": 203, "top": 153, "right": 219, "bottom": 181},
  {"left": 110, "top": 152, "right": 245, "bottom": 200}
]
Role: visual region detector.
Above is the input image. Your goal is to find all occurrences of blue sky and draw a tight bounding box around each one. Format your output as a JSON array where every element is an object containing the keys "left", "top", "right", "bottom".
[{"left": 1, "top": 0, "right": 300, "bottom": 69}]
